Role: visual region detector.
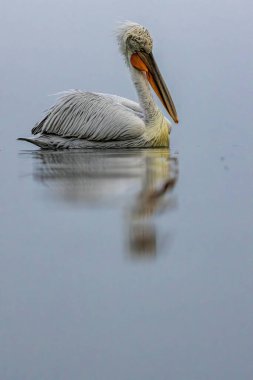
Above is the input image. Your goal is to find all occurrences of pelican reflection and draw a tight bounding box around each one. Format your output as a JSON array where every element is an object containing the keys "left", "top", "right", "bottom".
[{"left": 27, "top": 148, "right": 178, "bottom": 256}]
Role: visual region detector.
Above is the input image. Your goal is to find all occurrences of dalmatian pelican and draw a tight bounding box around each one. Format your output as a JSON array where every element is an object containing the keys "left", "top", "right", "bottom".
[{"left": 19, "top": 21, "right": 178, "bottom": 149}]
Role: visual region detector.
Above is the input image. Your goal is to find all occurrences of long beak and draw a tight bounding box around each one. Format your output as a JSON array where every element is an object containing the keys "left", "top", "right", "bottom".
[{"left": 131, "top": 52, "right": 179, "bottom": 123}]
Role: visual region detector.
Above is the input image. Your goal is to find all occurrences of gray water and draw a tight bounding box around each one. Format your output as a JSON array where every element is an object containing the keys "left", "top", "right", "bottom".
[{"left": 1, "top": 0, "right": 253, "bottom": 379}]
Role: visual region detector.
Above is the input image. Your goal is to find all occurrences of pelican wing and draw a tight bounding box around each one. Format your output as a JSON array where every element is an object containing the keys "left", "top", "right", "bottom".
[{"left": 32, "top": 90, "right": 145, "bottom": 141}]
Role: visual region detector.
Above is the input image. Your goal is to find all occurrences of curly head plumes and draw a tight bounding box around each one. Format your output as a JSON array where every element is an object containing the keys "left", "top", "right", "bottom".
[{"left": 116, "top": 21, "right": 153, "bottom": 62}]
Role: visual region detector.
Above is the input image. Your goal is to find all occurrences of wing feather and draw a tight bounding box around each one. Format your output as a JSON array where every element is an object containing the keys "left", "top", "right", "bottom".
[{"left": 32, "top": 90, "right": 145, "bottom": 141}]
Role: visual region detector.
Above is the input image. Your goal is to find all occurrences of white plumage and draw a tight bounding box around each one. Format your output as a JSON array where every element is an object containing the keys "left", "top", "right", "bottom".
[{"left": 19, "top": 22, "right": 178, "bottom": 149}]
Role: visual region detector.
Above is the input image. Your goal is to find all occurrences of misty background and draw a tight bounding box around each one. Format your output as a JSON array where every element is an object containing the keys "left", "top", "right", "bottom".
[{"left": 0, "top": 1, "right": 253, "bottom": 379}]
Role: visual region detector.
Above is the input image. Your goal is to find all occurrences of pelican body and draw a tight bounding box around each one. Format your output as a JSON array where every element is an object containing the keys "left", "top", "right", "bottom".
[{"left": 19, "top": 22, "right": 178, "bottom": 149}]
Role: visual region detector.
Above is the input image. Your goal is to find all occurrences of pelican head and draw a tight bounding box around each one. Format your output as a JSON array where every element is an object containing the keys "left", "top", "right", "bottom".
[
  {"left": 117, "top": 21, "right": 178, "bottom": 124},
  {"left": 117, "top": 22, "right": 153, "bottom": 57}
]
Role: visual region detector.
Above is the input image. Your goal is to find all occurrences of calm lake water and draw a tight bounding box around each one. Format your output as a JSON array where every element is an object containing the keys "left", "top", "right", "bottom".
[{"left": 1, "top": 0, "right": 253, "bottom": 379}]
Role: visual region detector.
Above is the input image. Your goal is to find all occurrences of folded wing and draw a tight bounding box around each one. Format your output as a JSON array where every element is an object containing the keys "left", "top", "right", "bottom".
[{"left": 32, "top": 90, "right": 145, "bottom": 141}]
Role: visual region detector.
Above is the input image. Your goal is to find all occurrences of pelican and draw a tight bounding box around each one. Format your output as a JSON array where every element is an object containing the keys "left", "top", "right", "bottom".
[{"left": 19, "top": 21, "right": 178, "bottom": 149}]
